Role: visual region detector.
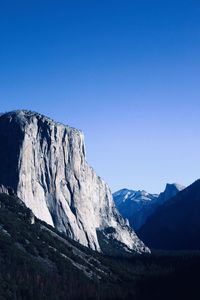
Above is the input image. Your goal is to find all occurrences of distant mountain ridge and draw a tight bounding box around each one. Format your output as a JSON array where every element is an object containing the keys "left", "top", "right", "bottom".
[
  {"left": 113, "top": 183, "right": 185, "bottom": 230},
  {"left": 138, "top": 179, "right": 200, "bottom": 250},
  {"left": 158, "top": 183, "right": 185, "bottom": 205}
]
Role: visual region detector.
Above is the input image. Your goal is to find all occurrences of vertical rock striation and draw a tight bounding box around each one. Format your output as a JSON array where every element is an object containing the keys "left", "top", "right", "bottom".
[{"left": 0, "top": 110, "right": 149, "bottom": 253}]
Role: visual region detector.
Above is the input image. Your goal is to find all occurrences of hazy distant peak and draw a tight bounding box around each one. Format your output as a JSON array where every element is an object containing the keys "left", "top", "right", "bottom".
[
  {"left": 113, "top": 182, "right": 185, "bottom": 231},
  {"left": 165, "top": 183, "right": 185, "bottom": 191}
]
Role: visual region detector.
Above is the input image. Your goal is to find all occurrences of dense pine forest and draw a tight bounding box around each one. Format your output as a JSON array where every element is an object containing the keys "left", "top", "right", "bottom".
[{"left": 0, "top": 193, "right": 200, "bottom": 300}]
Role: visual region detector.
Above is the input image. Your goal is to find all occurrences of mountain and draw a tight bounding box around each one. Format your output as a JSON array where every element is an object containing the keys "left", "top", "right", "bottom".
[
  {"left": 113, "top": 189, "right": 159, "bottom": 230},
  {"left": 138, "top": 180, "right": 200, "bottom": 250},
  {"left": 158, "top": 183, "right": 185, "bottom": 205},
  {"left": 113, "top": 184, "right": 185, "bottom": 230},
  {"left": 1, "top": 190, "right": 200, "bottom": 300},
  {"left": 0, "top": 110, "right": 148, "bottom": 254}
]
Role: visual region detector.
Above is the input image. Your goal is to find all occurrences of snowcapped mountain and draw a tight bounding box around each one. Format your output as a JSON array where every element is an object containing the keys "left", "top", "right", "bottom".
[
  {"left": 113, "top": 189, "right": 159, "bottom": 230},
  {"left": 113, "top": 183, "right": 185, "bottom": 230},
  {"left": 0, "top": 110, "right": 149, "bottom": 254}
]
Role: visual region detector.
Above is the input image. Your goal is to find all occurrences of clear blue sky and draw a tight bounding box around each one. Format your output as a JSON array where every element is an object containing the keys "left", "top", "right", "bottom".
[{"left": 0, "top": 0, "right": 200, "bottom": 193}]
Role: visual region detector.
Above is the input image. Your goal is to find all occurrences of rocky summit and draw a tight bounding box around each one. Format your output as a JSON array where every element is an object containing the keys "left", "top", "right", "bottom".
[
  {"left": 113, "top": 183, "right": 185, "bottom": 231},
  {"left": 138, "top": 180, "right": 200, "bottom": 250},
  {"left": 0, "top": 110, "right": 149, "bottom": 254}
]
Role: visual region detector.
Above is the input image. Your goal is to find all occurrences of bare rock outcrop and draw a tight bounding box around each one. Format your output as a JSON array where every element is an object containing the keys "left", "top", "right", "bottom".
[{"left": 0, "top": 110, "right": 149, "bottom": 253}]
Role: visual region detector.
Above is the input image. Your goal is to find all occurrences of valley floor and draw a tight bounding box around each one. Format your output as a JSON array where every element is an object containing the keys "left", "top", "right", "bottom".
[
  {"left": 1, "top": 245, "right": 200, "bottom": 300},
  {"left": 0, "top": 193, "right": 199, "bottom": 300}
]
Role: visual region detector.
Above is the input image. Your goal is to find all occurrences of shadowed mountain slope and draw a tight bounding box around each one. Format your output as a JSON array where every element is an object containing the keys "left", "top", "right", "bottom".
[{"left": 138, "top": 180, "right": 200, "bottom": 250}]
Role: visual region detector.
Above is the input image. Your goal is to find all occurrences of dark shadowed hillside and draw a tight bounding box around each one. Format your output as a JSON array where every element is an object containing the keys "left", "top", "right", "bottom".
[
  {"left": 138, "top": 180, "right": 200, "bottom": 250},
  {"left": 1, "top": 192, "right": 200, "bottom": 299}
]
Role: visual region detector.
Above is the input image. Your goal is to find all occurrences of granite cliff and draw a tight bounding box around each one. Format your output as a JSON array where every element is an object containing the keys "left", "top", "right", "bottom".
[{"left": 0, "top": 110, "right": 148, "bottom": 253}]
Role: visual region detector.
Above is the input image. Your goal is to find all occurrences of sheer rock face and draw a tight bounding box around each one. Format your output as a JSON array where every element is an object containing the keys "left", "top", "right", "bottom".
[{"left": 0, "top": 111, "right": 149, "bottom": 253}]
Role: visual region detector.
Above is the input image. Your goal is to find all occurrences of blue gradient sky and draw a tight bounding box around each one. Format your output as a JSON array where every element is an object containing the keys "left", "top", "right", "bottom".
[{"left": 0, "top": 0, "right": 200, "bottom": 193}]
